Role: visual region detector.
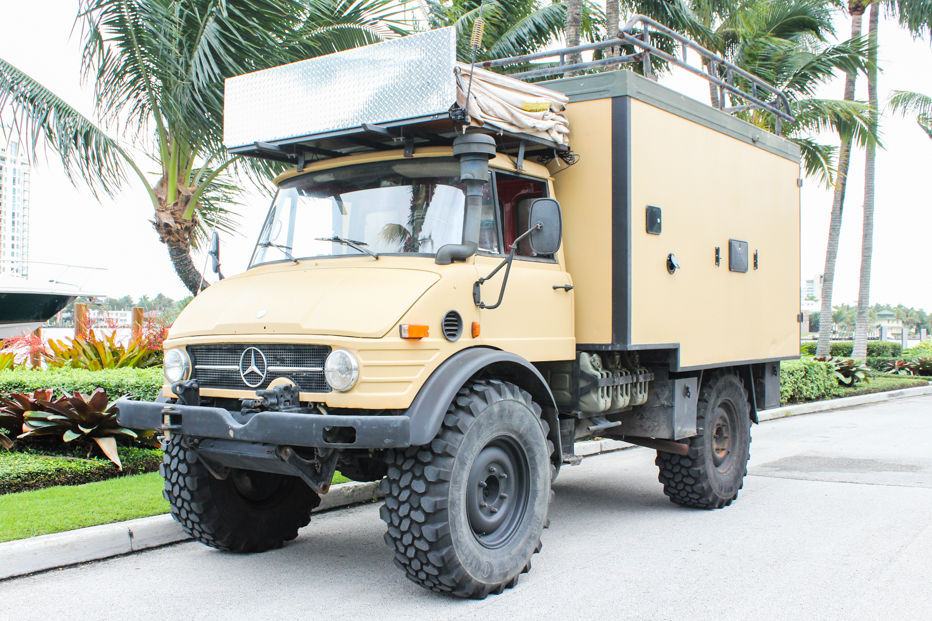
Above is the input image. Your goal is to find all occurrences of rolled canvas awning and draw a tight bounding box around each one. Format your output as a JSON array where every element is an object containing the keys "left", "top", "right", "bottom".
[
  {"left": 455, "top": 63, "right": 569, "bottom": 147},
  {"left": 223, "top": 28, "right": 570, "bottom": 159}
]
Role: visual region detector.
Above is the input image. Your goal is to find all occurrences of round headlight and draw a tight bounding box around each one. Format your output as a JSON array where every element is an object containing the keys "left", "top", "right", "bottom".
[
  {"left": 324, "top": 349, "right": 359, "bottom": 392},
  {"left": 163, "top": 348, "right": 191, "bottom": 385}
]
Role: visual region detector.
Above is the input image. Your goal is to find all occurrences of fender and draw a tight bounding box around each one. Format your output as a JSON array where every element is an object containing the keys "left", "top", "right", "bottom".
[{"left": 407, "top": 347, "right": 562, "bottom": 470}]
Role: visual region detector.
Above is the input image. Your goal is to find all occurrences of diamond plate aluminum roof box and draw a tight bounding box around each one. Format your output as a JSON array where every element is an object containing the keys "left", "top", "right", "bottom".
[
  {"left": 223, "top": 28, "right": 569, "bottom": 160},
  {"left": 224, "top": 29, "right": 459, "bottom": 151}
]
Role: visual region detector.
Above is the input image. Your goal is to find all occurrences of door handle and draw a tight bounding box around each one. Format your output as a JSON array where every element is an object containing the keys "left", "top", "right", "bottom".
[{"left": 553, "top": 284, "right": 574, "bottom": 292}]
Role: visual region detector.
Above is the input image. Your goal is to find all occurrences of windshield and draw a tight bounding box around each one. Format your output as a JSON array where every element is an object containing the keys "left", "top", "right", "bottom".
[{"left": 250, "top": 158, "right": 499, "bottom": 266}]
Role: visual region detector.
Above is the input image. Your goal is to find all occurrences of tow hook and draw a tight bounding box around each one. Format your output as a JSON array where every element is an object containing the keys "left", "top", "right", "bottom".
[{"left": 161, "top": 405, "right": 183, "bottom": 440}]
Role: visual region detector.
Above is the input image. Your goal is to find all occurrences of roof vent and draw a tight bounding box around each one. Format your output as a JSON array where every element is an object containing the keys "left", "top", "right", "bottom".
[{"left": 442, "top": 311, "right": 463, "bottom": 342}]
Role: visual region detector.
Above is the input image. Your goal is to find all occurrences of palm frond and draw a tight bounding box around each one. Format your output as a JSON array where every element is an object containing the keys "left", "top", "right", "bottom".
[
  {"left": 885, "top": 0, "right": 932, "bottom": 39},
  {"left": 0, "top": 56, "right": 128, "bottom": 198},
  {"left": 789, "top": 98, "right": 878, "bottom": 148},
  {"left": 890, "top": 89, "right": 932, "bottom": 138},
  {"left": 791, "top": 136, "right": 836, "bottom": 186}
]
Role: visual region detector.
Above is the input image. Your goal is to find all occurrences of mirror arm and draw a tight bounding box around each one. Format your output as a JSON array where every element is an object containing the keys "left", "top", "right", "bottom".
[{"left": 473, "top": 223, "right": 540, "bottom": 310}]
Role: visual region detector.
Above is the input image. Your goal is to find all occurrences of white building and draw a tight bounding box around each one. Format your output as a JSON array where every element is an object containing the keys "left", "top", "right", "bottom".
[{"left": 0, "top": 141, "right": 31, "bottom": 278}]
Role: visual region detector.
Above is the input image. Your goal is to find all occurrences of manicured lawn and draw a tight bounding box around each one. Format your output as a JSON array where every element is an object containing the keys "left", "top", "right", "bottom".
[
  {"left": 0, "top": 469, "right": 354, "bottom": 543},
  {"left": 0, "top": 472, "right": 168, "bottom": 543}
]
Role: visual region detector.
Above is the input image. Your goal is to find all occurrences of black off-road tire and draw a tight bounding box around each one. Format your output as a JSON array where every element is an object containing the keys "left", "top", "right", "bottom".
[
  {"left": 655, "top": 371, "right": 751, "bottom": 509},
  {"left": 379, "top": 379, "right": 555, "bottom": 599},
  {"left": 161, "top": 436, "right": 320, "bottom": 552}
]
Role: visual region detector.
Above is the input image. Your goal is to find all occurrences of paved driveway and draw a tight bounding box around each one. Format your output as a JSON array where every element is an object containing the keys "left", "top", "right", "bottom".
[{"left": 3, "top": 396, "right": 931, "bottom": 620}]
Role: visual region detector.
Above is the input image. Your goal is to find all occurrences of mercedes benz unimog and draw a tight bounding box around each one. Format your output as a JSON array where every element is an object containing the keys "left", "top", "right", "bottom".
[{"left": 118, "top": 16, "right": 800, "bottom": 598}]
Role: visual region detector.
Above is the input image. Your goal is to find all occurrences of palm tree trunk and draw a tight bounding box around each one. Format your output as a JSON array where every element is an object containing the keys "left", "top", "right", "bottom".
[
  {"left": 565, "top": 0, "right": 582, "bottom": 68},
  {"left": 852, "top": 3, "right": 880, "bottom": 360},
  {"left": 167, "top": 238, "right": 207, "bottom": 294},
  {"left": 606, "top": 0, "right": 619, "bottom": 56},
  {"left": 816, "top": 3, "right": 865, "bottom": 358}
]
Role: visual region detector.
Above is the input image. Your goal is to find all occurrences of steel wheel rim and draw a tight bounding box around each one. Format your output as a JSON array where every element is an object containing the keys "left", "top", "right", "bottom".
[
  {"left": 710, "top": 402, "right": 737, "bottom": 468},
  {"left": 466, "top": 436, "right": 531, "bottom": 549}
]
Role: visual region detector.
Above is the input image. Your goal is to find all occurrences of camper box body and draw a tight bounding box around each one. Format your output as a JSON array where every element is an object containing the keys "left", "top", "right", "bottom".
[{"left": 547, "top": 70, "right": 801, "bottom": 371}]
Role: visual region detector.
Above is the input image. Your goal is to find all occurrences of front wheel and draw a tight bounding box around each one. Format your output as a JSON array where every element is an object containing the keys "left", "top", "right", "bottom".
[
  {"left": 655, "top": 371, "right": 751, "bottom": 509},
  {"left": 162, "top": 436, "right": 320, "bottom": 552},
  {"left": 379, "top": 379, "right": 554, "bottom": 598}
]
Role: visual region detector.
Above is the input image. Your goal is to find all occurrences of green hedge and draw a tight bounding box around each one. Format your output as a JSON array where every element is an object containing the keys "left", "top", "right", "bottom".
[
  {"left": 0, "top": 447, "right": 162, "bottom": 494},
  {"left": 799, "top": 341, "right": 902, "bottom": 357},
  {"left": 780, "top": 359, "right": 836, "bottom": 404},
  {"left": 0, "top": 367, "right": 163, "bottom": 401}
]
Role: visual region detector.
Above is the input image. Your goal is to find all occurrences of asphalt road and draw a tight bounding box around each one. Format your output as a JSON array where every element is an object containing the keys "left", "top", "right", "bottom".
[{"left": 3, "top": 396, "right": 931, "bottom": 620}]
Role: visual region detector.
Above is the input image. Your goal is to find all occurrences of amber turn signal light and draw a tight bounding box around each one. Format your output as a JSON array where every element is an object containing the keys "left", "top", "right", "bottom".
[
  {"left": 471, "top": 322, "right": 481, "bottom": 338},
  {"left": 399, "top": 324, "right": 430, "bottom": 339}
]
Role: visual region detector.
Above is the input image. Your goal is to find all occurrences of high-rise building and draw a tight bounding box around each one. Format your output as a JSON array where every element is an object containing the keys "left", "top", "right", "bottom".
[{"left": 0, "top": 140, "right": 31, "bottom": 278}]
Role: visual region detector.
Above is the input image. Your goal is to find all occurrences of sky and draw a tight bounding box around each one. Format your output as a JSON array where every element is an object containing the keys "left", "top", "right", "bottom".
[{"left": 0, "top": 2, "right": 930, "bottom": 308}]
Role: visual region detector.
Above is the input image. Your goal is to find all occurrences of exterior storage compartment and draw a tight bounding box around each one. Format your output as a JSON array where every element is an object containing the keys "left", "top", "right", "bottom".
[{"left": 547, "top": 70, "right": 801, "bottom": 370}]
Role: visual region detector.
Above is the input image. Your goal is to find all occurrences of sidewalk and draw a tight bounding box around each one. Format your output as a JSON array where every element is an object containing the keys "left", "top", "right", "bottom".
[{"left": 2, "top": 384, "right": 930, "bottom": 581}]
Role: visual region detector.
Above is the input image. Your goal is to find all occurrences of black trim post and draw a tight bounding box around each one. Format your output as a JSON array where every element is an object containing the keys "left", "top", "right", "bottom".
[{"left": 612, "top": 96, "right": 632, "bottom": 345}]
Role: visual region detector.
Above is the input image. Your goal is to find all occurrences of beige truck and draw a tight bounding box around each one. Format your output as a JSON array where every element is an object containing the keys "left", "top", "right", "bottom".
[{"left": 118, "top": 17, "right": 800, "bottom": 598}]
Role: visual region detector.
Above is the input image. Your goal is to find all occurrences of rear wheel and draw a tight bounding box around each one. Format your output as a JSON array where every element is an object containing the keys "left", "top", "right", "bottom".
[
  {"left": 379, "top": 379, "right": 553, "bottom": 598},
  {"left": 161, "top": 436, "right": 320, "bottom": 552},
  {"left": 655, "top": 372, "right": 751, "bottom": 509}
]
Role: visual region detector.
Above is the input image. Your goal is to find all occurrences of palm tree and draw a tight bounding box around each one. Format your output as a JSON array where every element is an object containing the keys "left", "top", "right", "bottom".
[
  {"left": 0, "top": 0, "right": 408, "bottom": 294},
  {"left": 852, "top": 0, "right": 932, "bottom": 359},
  {"left": 890, "top": 90, "right": 932, "bottom": 137},
  {"left": 812, "top": 0, "right": 868, "bottom": 357}
]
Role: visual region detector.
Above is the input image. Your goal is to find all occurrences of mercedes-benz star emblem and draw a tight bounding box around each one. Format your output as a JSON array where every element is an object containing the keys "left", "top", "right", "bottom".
[{"left": 239, "top": 347, "right": 268, "bottom": 388}]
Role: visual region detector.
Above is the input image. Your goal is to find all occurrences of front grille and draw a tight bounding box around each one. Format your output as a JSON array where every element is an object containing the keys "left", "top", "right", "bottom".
[{"left": 188, "top": 344, "right": 331, "bottom": 393}]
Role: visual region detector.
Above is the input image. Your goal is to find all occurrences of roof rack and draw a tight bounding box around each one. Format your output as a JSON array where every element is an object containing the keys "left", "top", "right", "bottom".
[{"left": 482, "top": 14, "right": 794, "bottom": 135}]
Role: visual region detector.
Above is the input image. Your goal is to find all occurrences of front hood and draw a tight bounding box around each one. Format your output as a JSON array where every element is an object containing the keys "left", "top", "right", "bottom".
[{"left": 170, "top": 263, "right": 440, "bottom": 339}]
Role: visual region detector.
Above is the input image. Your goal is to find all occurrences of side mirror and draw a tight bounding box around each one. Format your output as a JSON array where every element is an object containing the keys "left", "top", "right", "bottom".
[
  {"left": 208, "top": 231, "right": 224, "bottom": 280},
  {"left": 521, "top": 198, "right": 562, "bottom": 256}
]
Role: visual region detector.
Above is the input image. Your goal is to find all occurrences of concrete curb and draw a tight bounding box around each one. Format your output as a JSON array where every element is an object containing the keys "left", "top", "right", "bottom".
[
  {"left": 758, "top": 384, "right": 932, "bottom": 422},
  {"left": 3, "top": 385, "right": 928, "bottom": 581}
]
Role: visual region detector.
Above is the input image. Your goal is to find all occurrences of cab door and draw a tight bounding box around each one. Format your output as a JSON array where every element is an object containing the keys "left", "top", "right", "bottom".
[{"left": 474, "top": 172, "right": 575, "bottom": 362}]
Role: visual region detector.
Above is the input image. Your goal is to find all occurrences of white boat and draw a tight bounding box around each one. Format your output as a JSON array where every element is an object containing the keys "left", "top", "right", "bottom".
[
  {"left": 0, "top": 261, "right": 103, "bottom": 339},
  {"left": 0, "top": 275, "right": 77, "bottom": 339}
]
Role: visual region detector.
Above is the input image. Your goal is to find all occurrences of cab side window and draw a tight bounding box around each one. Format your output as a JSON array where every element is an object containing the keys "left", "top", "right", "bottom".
[{"left": 495, "top": 173, "right": 549, "bottom": 258}]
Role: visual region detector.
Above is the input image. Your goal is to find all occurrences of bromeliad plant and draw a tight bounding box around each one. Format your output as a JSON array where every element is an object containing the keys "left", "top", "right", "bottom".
[
  {"left": 45, "top": 331, "right": 161, "bottom": 370},
  {"left": 815, "top": 356, "right": 870, "bottom": 387},
  {"left": 16, "top": 389, "right": 137, "bottom": 469},
  {"left": 883, "top": 359, "right": 919, "bottom": 376},
  {"left": 0, "top": 389, "right": 52, "bottom": 450}
]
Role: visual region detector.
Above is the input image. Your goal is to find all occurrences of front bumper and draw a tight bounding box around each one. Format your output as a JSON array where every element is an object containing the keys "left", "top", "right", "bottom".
[{"left": 115, "top": 399, "right": 411, "bottom": 449}]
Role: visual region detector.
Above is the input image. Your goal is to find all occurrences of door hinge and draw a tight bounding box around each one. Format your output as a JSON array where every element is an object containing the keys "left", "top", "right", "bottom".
[
  {"left": 797, "top": 178, "right": 803, "bottom": 188},
  {"left": 797, "top": 312, "right": 804, "bottom": 323}
]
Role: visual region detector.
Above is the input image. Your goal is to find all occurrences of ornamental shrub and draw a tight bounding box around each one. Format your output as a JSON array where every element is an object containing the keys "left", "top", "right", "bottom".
[
  {"left": 780, "top": 359, "right": 836, "bottom": 404},
  {"left": 799, "top": 341, "right": 901, "bottom": 358},
  {"left": 0, "top": 367, "right": 163, "bottom": 402}
]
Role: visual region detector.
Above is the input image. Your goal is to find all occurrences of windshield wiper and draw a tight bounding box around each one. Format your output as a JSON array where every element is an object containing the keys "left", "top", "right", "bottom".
[
  {"left": 316, "top": 236, "right": 378, "bottom": 260},
  {"left": 258, "top": 241, "right": 299, "bottom": 264}
]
